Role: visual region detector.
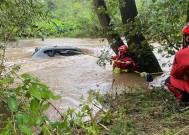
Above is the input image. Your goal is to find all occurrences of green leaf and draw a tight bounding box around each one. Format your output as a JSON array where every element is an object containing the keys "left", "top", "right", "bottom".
[
  {"left": 0, "top": 129, "right": 10, "bottom": 135},
  {"left": 162, "top": 63, "right": 167, "bottom": 67},
  {"left": 29, "top": 85, "right": 41, "bottom": 100},
  {"left": 36, "top": 82, "right": 48, "bottom": 89},
  {"left": 21, "top": 73, "right": 39, "bottom": 82},
  {"left": 15, "top": 86, "right": 21, "bottom": 95},
  {"left": 18, "top": 124, "right": 32, "bottom": 135},
  {"left": 1, "top": 77, "right": 14, "bottom": 84},
  {"left": 21, "top": 73, "right": 31, "bottom": 79},
  {"left": 25, "top": 91, "right": 31, "bottom": 98},
  {"left": 41, "top": 103, "right": 49, "bottom": 112},
  {"left": 40, "top": 89, "right": 50, "bottom": 99},
  {"left": 75, "top": 118, "right": 85, "bottom": 128},
  {"left": 99, "top": 123, "right": 109, "bottom": 131},
  {"left": 15, "top": 112, "right": 24, "bottom": 124},
  {"left": 7, "top": 96, "right": 18, "bottom": 112},
  {"left": 81, "top": 104, "right": 90, "bottom": 112},
  {"left": 41, "top": 89, "right": 61, "bottom": 100},
  {"left": 168, "top": 50, "right": 175, "bottom": 55},
  {"left": 35, "top": 116, "right": 45, "bottom": 125},
  {"left": 30, "top": 99, "right": 40, "bottom": 115},
  {"left": 16, "top": 112, "right": 33, "bottom": 125},
  {"left": 22, "top": 85, "right": 29, "bottom": 91},
  {"left": 1, "top": 121, "right": 11, "bottom": 135},
  {"left": 51, "top": 95, "right": 61, "bottom": 100}
]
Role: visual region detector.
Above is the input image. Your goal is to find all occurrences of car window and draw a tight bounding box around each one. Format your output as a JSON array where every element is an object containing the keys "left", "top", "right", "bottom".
[{"left": 44, "top": 50, "right": 56, "bottom": 57}]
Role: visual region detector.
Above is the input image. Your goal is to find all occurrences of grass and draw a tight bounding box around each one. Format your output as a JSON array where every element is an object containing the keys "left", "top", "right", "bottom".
[{"left": 98, "top": 87, "right": 189, "bottom": 135}]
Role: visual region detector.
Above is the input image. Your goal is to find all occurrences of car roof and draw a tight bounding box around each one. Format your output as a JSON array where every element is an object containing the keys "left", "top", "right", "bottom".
[{"left": 32, "top": 45, "right": 83, "bottom": 58}]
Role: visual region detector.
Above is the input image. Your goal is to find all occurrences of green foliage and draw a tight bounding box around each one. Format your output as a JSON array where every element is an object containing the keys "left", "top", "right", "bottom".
[
  {"left": 0, "top": 0, "right": 46, "bottom": 41},
  {"left": 98, "top": 0, "right": 188, "bottom": 56},
  {"left": 135, "top": 0, "right": 188, "bottom": 51},
  {"left": 102, "top": 0, "right": 123, "bottom": 35},
  {"left": 39, "top": 0, "right": 101, "bottom": 38},
  {"left": 0, "top": 64, "right": 113, "bottom": 134},
  {"left": 98, "top": 87, "right": 189, "bottom": 134},
  {"left": 0, "top": 71, "right": 61, "bottom": 134},
  {"left": 45, "top": 91, "right": 112, "bottom": 135},
  {"left": 7, "top": 96, "right": 18, "bottom": 113},
  {"left": 109, "top": 120, "right": 136, "bottom": 135}
]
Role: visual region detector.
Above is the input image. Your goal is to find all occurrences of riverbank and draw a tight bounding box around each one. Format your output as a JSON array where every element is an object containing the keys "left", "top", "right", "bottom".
[{"left": 97, "top": 87, "right": 189, "bottom": 135}]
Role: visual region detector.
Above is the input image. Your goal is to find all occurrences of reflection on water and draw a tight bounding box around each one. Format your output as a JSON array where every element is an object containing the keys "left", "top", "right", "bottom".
[{"left": 5, "top": 38, "right": 148, "bottom": 120}]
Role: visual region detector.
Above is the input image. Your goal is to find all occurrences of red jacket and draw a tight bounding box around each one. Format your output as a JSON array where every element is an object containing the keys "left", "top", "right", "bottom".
[
  {"left": 170, "top": 47, "right": 189, "bottom": 92},
  {"left": 112, "top": 55, "right": 136, "bottom": 71}
]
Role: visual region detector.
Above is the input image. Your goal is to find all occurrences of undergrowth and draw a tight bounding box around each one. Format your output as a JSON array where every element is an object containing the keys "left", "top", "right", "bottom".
[
  {"left": 97, "top": 87, "right": 189, "bottom": 135},
  {"left": 1, "top": 76, "right": 189, "bottom": 135}
]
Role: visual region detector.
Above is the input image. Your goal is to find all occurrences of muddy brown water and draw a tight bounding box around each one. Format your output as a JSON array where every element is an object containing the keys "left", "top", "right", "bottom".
[{"left": 5, "top": 38, "right": 147, "bottom": 120}]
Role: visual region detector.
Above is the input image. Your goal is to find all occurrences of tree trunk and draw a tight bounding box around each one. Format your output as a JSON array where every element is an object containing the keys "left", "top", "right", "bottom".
[
  {"left": 93, "top": 0, "right": 124, "bottom": 54},
  {"left": 186, "top": 2, "right": 189, "bottom": 23},
  {"left": 119, "top": 0, "right": 162, "bottom": 73}
]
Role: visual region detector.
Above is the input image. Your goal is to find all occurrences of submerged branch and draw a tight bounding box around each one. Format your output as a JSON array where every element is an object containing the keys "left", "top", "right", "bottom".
[{"left": 47, "top": 101, "right": 65, "bottom": 120}]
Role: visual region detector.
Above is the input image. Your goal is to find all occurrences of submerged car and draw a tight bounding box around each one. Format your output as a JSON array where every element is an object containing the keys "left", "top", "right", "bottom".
[{"left": 32, "top": 45, "right": 82, "bottom": 58}]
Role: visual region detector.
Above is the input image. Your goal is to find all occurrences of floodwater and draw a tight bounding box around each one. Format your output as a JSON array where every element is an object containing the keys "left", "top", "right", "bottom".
[{"left": 5, "top": 38, "right": 149, "bottom": 120}]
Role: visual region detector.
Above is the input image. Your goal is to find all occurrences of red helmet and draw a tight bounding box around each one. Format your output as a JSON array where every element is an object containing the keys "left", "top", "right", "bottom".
[
  {"left": 182, "top": 22, "right": 189, "bottom": 35},
  {"left": 118, "top": 45, "right": 128, "bottom": 53},
  {"left": 182, "top": 22, "right": 189, "bottom": 47}
]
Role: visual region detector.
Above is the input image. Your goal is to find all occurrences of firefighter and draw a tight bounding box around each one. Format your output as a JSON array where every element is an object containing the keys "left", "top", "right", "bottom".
[
  {"left": 165, "top": 22, "right": 189, "bottom": 112},
  {"left": 112, "top": 45, "right": 136, "bottom": 73}
]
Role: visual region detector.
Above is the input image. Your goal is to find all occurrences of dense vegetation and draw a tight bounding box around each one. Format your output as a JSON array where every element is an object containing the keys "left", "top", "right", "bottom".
[
  {"left": 35, "top": 0, "right": 101, "bottom": 38},
  {"left": 0, "top": 0, "right": 189, "bottom": 134},
  {"left": 98, "top": 87, "right": 189, "bottom": 134}
]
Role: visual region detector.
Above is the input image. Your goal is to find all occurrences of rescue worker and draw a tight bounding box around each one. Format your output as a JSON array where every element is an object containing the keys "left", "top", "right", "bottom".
[
  {"left": 165, "top": 22, "right": 189, "bottom": 112},
  {"left": 112, "top": 45, "right": 136, "bottom": 73}
]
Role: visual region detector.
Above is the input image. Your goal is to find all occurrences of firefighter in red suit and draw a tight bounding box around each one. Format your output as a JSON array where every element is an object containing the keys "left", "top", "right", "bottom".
[
  {"left": 112, "top": 45, "right": 136, "bottom": 73},
  {"left": 165, "top": 22, "right": 189, "bottom": 110}
]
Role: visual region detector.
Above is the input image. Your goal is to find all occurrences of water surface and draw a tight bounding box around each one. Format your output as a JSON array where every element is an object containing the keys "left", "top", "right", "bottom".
[{"left": 5, "top": 38, "right": 148, "bottom": 120}]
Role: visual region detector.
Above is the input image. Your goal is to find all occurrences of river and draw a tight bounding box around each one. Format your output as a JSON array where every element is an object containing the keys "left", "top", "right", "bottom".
[{"left": 5, "top": 38, "right": 163, "bottom": 120}]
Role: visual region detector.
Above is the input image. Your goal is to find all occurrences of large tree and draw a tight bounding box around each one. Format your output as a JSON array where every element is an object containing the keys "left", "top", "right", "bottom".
[
  {"left": 93, "top": 0, "right": 162, "bottom": 72},
  {"left": 119, "top": 0, "right": 162, "bottom": 72},
  {"left": 93, "top": 0, "right": 124, "bottom": 54}
]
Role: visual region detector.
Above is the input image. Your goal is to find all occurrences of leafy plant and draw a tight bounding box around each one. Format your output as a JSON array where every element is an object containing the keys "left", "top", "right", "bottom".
[
  {"left": 0, "top": 71, "right": 61, "bottom": 134},
  {"left": 135, "top": 0, "right": 188, "bottom": 51}
]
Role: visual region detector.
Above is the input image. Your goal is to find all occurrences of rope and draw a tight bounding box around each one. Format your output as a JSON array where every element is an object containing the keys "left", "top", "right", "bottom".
[{"left": 133, "top": 70, "right": 164, "bottom": 75}]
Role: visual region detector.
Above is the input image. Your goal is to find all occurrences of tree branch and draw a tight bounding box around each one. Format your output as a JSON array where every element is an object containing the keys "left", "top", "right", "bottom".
[{"left": 160, "top": 31, "right": 179, "bottom": 51}]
